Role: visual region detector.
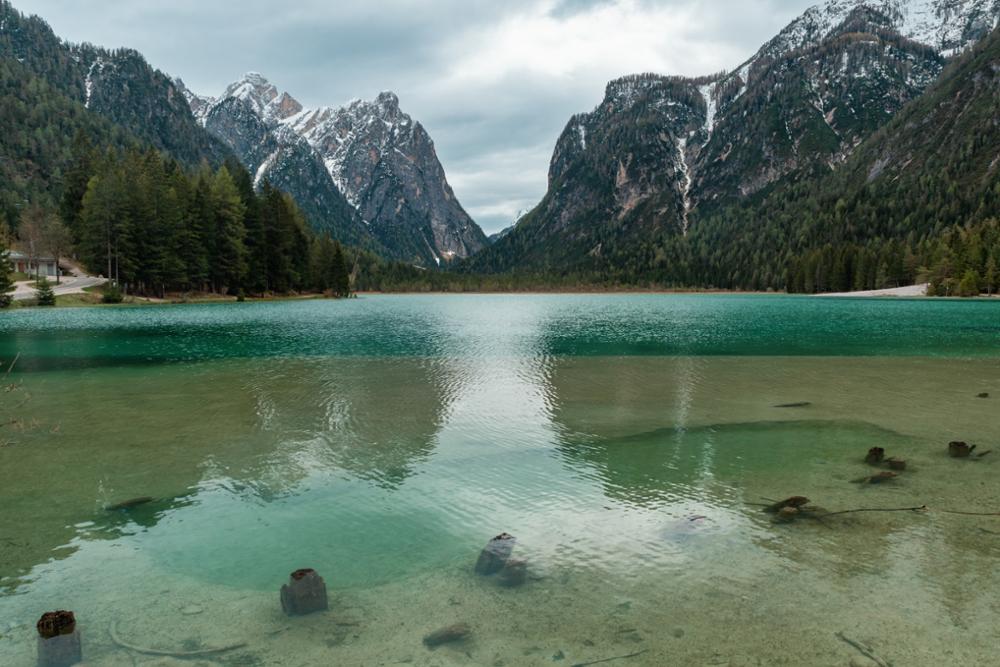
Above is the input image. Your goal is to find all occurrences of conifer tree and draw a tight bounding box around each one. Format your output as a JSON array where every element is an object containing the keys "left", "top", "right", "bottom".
[
  {"left": 34, "top": 276, "right": 55, "bottom": 306},
  {"left": 331, "top": 240, "right": 350, "bottom": 298},
  {"left": 0, "top": 235, "right": 15, "bottom": 309},
  {"left": 210, "top": 167, "right": 248, "bottom": 293}
]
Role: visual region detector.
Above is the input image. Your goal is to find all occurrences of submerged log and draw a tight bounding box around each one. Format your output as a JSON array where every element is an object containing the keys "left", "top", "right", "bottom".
[
  {"left": 474, "top": 533, "right": 516, "bottom": 575},
  {"left": 105, "top": 497, "right": 154, "bottom": 512},
  {"left": 280, "top": 569, "right": 328, "bottom": 616},
  {"left": 498, "top": 559, "right": 529, "bottom": 588},
  {"left": 423, "top": 623, "right": 471, "bottom": 648},
  {"left": 865, "top": 448, "right": 886, "bottom": 465},
  {"left": 36, "top": 611, "right": 81, "bottom": 667},
  {"left": 949, "top": 442, "right": 976, "bottom": 458},
  {"left": 977, "top": 393, "right": 990, "bottom": 399},
  {"left": 775, "top": 402, "right": 812, "bottom": 409}
]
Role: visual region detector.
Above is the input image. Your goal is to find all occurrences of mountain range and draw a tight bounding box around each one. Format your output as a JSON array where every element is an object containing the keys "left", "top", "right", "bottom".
[
  {"left": 469, "top": 0, "right": 1000, "bottom": 281},
  {"left": 180, "top": 75, "right": 488, "bottom": 267}
]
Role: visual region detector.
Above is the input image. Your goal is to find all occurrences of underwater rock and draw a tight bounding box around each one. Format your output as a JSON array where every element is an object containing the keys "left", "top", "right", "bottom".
[
  {"left": 36, "top": 611, "right": 81, "bottom": 667},
  {"left": 475, "top": 533, "right": 516, "bottom": 575},
  {"left": 280, "top": 569, "right": 329, "bottom": 616},
  {"left": 865, "top": 448, "right": 886, "bottom": 465},
  {"left": 498, "top": 559, "right": 528, "bottom": 588},
  {"left": 423, "top": 623, "right": 471, "bottom": 648},
  {"left": 774, "top": 402, "right": 812, "bottom": 408},
  {"left": 105, "top": 497, "right": 155, "bottom": 512},
  {"left": 949, "top": 442, "right": 976, "bottom": 458},
  {"left": 976, "top": 393, "right": 990, "bottom": 399}
]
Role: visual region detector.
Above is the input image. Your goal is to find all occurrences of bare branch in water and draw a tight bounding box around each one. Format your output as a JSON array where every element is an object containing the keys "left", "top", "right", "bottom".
[
  {"left": 820, "top": 506, "right": 928, "bottom": 518},
  {"left": 109, "top": 620, "right": 247, "bottom": 657},
  {"left": 571, "top": 650, "right": 649, "bottom": 667},
  {"left": 835, "top": 631, "right": 892, "bottom": 667}
]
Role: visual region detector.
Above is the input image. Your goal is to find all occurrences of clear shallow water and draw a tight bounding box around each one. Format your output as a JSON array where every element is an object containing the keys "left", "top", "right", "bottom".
[{"left": 1, "top": 295, "right": 999, "bottom": 666}]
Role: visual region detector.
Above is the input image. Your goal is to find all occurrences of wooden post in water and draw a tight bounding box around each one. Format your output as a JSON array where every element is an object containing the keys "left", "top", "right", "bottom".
[
  {"left": 36, "top": 611, "right": 82, "bottom": 667},
  {"left": 280, "top": 569, "right": 329, "bottom": 616}
]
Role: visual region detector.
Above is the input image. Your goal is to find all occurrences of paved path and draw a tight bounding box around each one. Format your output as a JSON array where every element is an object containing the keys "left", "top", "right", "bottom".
[
  {"left": 12, "top": 273, "right": 107, "bottom": 301},
  {"left": 821, "top": 283, "right": 928, "bottom": 298}
]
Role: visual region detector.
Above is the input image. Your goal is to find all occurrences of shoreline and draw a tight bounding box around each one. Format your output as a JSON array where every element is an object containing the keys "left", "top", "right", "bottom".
[{"left": 8, "top": 284, "right": 1000, "bottom": 310}]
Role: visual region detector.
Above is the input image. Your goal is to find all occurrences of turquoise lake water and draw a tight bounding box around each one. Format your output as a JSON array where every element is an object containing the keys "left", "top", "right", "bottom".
[{"left": 1, "top": 295, "right": 999, "bottom": 666}]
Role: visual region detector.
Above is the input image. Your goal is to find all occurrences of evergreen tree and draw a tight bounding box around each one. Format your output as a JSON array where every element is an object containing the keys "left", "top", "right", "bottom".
[
  {"left": 34, "top": 276, "right": 55, "bottom": 306},
  {"left": 985, "top": 255, "right": 997, "bottom": 296},
  {"left": 331, "top": 240, "right": 350, "bottom": 298},
  {"left": 60, "top": 130, "right": 96, "bottom": 233},
  {"left": 958, "top": 269, "right": 981, "bottom": 297},
  {"left": 209, "top": 167, "right": 248, "bottom": 293},
  {"left": 0, "top": 235, "right": 15, "bottom": 308}
]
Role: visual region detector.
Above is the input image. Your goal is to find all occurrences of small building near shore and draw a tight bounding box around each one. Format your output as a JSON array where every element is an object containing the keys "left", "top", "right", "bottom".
[{"left": 8, "top": 250, "right": 61, "bottom": 277}]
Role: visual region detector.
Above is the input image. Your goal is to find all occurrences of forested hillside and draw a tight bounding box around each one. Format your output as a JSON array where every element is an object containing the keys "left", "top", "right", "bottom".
[
  {"left": 61, "top": 142, "right": 352, "bottom": 297},
  {"left": 686, "top": 24, "right": 1000, "bottom": 294},
  {"left": 0, "top": 0, "right": 229, "bottom": 230}
]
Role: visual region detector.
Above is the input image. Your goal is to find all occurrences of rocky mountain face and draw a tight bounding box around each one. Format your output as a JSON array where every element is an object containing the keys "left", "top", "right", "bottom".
[
  {"left": 188, "top": 75, "right": 487, "bottom": 266},
  {"left": 470, "top": 0, "right": 999, "bottom": 274}
]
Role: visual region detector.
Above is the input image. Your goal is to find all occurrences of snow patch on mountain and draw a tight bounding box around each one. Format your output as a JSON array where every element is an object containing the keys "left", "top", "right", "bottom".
[
  {"left": 84, "top": 58, "right": 104, "bottom": 109},
  {"left": 676, "top": 136, "right": 693, "bottom": 234},
  {"left": 698, "top": 82, "right": 718, "bottom": 146}
]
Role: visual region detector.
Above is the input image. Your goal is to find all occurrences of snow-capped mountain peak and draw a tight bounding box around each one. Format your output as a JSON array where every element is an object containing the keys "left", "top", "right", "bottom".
[
  {"left": 764, "top": 0, "right": 1000, "bottom": 61},
  {"left": 185, "top": 77, "right": 487, "bottom": 264},
  {"left": 206, "top": 72, "right": 302, "bottom": 125}
]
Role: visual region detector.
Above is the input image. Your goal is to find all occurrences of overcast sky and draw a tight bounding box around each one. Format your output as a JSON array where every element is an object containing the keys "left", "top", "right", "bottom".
[{"left": 15, "top": 0, "right": 818, "bottom": 233}]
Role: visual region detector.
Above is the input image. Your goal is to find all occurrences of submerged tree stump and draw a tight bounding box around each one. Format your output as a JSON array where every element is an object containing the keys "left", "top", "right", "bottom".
[
  {"left": 475, "top": 533, "right": 516, "bottom": 575},
  {"left": 949, "top": 441, "right": 976, "bottom": 458},
  {"left": 865, "top": 447, "right": 886, "bottom": 465},
  {"left": 280, "top": 569, "right": 328, "bottom": 616},
  {"left": 36, "top": 611, "right": 81, "bottom": 667}
]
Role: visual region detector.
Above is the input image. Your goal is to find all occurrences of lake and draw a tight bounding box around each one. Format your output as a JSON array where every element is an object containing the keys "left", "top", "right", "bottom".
[{"left": 1, "top": 294, "right": 999, "bottom": 666}]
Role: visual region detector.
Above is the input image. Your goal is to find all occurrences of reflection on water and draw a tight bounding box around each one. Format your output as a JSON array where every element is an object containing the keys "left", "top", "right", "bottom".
[{"left": 1, "top": 296, "right": 999, "bottom": 666}]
